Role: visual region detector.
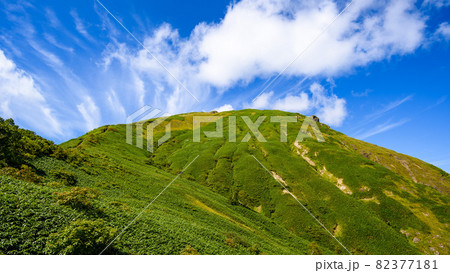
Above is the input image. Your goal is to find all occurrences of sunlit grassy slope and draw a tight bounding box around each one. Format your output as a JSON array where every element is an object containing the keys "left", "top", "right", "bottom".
[{"left": 1, "top": 110, "right": 448, "bottom": 254}]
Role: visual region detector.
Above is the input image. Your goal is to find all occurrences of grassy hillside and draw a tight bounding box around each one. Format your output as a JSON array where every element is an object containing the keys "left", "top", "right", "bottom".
[{"left": 0, "top": 111, "right": 448, "bottom": 255}]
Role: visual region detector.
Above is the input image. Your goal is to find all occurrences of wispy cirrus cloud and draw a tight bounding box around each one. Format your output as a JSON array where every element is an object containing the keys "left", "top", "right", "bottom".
[
  {"left": 435, "top": 22, "right": 450, "bottom": 40},
  {"left": 431, "top": 158, "right": 450, "bottom": 169},
  {"left": 45, "top": 8, "right": 62, "bottom": 29},
  {"left": 43, "top": 33, "right": 74, "bottom": 53},
  {"left": 422, "top": 0, "right": 450, "bottom": 8},
  {"left": 0, "top": 4, "right": 104, "bottom": 138},
  {"left": 70, "top": 9, "right": 96, "bottom": 43},
  {"left": 77, "top": 96, "right": 101, "bottom": 131},
  {"left": 421, "top": 95, "right": 447, "bottom": 113},
  {"left": 355, "top": 119, "right": 409, "bottom": 140},
  {"left": 351, "top": 94, "right": 446, "bottom": 140},
  {"left": 106, "top": 89, "right": 127, "bottom": 121},
  {"left": 351, "top": 89, "right": 372, "bottom": 97},
  {"left": 0, "top": 49, "right": 62, "bottom": 136},
  {"left": 365, "top": 95, "right": 414, "bottom": 120},
  {"left": 349, "top": 94, "right": 413, "bottom": 137}
]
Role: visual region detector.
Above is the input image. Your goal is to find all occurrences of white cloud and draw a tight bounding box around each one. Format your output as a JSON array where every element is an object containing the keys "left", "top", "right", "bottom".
[
  {"left": 351, "top": 89, "right": 372, "bottom": 97},
  {"left": 195, "top": 0, "right": 426, "bottom": 87},
  {"left": 435, "top": 22, "right": 450, "bottom": 40},
  {"left": 44, "top": 33, "right": 74, "bottom": 53},
  {"left": 365, "top": 95, "right": 413, "bottom": 120},
  {"left": 274, "top": 92, "right": 311, "bottom": 112},
  {"left": 310, "top": 83, "right": 347, "bottom": 126},
  {"left": 423, "top": 0, "right": 450, "bottom": 8},
  {"left": 45, "top": 8, "right": 62, "bottom": 29},
  {"left": 70, "top": 9, "right": 95, "bottom": 42},
  {"left": 101, "top": 24, "right": 212, "bottom": 114},
  {"left": 250, "top": 91, "right": 274, "bottom": 109},
  {"left": 246, "top": 82, "right": 347, "bottom": 126},
  {"left": 101, "top": 0, "right": 427, "bottom": 120},
  {"left": 29, "top": 41, "right": 64, "bottom": 68},
  {"left": 214, "top": 104, "right": 234, "bottom": 112},
  {"left": 348, "top": 94, "right": 413, "bottom": 133},
  {"left": 0, "top": 49, "right": 62, "bottom": 136},
  {"left": 0, "top": 101, "right": 13, "bottom": 117},
  {"left": 77, "top": 96, "right": 101, "bottom": 131},
  {"left": 106, "top": 89, "right": 126, "bottom": 121}
]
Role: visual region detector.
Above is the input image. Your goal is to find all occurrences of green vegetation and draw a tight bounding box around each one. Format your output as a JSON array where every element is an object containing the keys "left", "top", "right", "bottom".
[
  {"left": 45, "top": 219, "right": 117, "bottom": 255},
  {"left": 0, "top": 165, "right": 43, "bottom": 184},
  {"left": 56, "top": 187, "right": 98, "bottom": 209},
  {"left": 0, "top": 117, "right": 61, "bottom": 167},
  {"left": 0, "top": 110, "right": 448, "bottom": 255},
  {"left": 50, "top": 168, "right": 77, "bottom": 186},
  {"left": 180, "top": 245, "right": 198, "bottom": 255}
]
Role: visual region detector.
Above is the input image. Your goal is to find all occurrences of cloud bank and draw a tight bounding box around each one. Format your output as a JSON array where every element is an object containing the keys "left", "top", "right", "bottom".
[
  {"left": 102, "top": 0, "right": 426, "bottom": 126},
  {"left": 195, "top": 0, "right": 425, "bottom": 87}
]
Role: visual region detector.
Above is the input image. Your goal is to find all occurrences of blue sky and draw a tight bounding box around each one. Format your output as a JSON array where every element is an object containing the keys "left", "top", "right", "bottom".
[{"left": 0, "top": 0, "right": 449, "bottom": 171}]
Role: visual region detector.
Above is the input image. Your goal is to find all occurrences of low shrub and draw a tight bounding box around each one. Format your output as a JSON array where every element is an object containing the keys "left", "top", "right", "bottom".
[
  {"left": 224, "top": 233, "right": 260, "bottom": 254},
  {"left": 50, "top": 168, "right": 77, "bottom": 185},
  {"left": 247, "top": 244, "right": 261, "bottom": 255},
  {"left": 307, "top": 241, "right": 323, "bottom": 255},
  {"left": 224, "top": 233, "right": 250, "bottom": 248},
  {"left": 108, "top": 201, "right": 130, "bottom": 211},
  {"left": 237, "top": 190, "right": 258, "bottom": 207},
  {"left": 144, "top": 158, "right": 153, "bottom": 165},
  {"left": 47, "top": 181, "right": 62, "bottom": 188},
  {"left": 0, "top": 165, "right": 44, "bottom": 183},
  {"left": 53, "top": 148, "right": 89, "bottom": 167},
  {"left": 51, "top": 147, "right": 68, "bottom": 160},
  {"left": 180, "top": 245, "right": 198, "bottom": 255},
  {"left": 228, "top": 188, "right": 239, "bottom": 205},
  {"left": 45, "top": 219, "right": 117, "bottom": 255},
  {"left": 85, "top": 134, "right": 101, "bottom": 144},
  {"left": 107, "top": 126, "right": 118, "bottom": 133},
  {"left": 56, "top": 187, "right": 98, "bottom": 209}
]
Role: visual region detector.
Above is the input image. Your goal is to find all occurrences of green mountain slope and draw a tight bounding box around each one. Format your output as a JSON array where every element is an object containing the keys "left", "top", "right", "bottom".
[{"left": 1, "top": 110, "right": 448, "bottom": 255}]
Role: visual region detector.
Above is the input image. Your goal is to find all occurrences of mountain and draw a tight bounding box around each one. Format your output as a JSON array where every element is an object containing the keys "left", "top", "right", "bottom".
[{"left": 0, "top": 110, "right": 448, "bottom": 255}]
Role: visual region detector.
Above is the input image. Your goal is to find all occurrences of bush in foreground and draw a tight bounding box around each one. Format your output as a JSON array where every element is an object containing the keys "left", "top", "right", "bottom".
[{"left": 45, "top": 219, "right": 117, "bottom": 255}]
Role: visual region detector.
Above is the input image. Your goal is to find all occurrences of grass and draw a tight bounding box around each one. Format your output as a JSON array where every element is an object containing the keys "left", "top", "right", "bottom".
[{"left": 1, "top": 110, "right": 448, "bottom": 254}]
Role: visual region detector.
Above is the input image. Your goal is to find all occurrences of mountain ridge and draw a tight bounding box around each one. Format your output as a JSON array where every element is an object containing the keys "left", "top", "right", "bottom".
[{"left": 1, "top": 110, "right": 448, "bottom": 254}]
